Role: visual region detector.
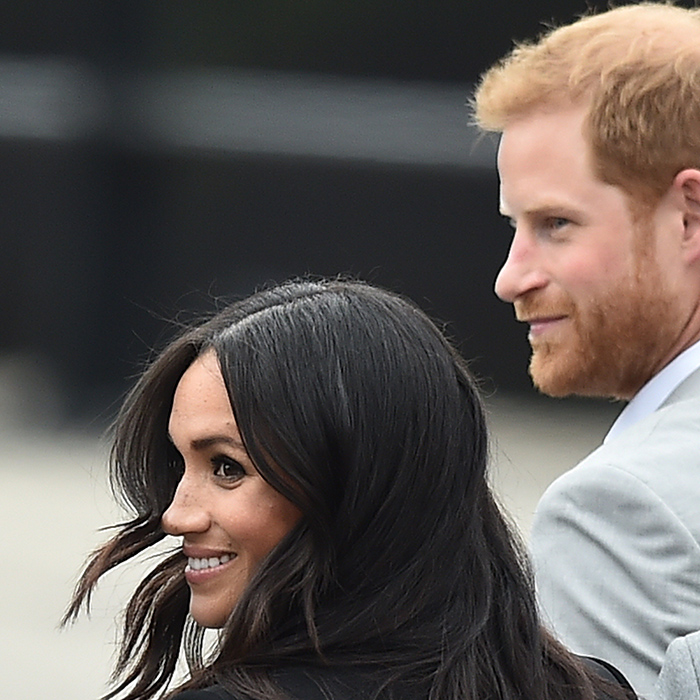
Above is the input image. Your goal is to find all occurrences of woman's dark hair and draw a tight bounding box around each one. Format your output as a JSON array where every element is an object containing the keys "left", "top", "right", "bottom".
[{"left": 65, "top": 279, "right": 612, "bottom": 700}]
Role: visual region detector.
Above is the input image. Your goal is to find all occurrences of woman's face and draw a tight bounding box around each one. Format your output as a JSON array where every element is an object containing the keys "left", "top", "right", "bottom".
[{"left": 162, "top": 351, "right": 302, "bottom": 627}]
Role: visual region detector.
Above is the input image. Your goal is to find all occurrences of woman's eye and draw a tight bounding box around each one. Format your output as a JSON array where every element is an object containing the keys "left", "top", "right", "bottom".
[{"left": 212, "top": 456, "right": 246, "bottom": 481}]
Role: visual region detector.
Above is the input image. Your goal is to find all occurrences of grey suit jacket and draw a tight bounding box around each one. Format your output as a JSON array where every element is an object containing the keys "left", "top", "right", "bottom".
[
  {"left": 654, "top": 631, "right": 700, "bottom": 700},
  {"left": 531, "top": 368, "right": 700, "bottom": 699}
]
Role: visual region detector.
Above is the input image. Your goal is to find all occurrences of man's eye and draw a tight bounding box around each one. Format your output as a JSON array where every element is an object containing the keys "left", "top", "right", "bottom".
[
  {"left": 547, "top": 217, "right": 570, "bottom": 229},
  {"left": 212, "top": 456, "right": 246, "bottom": 480}
]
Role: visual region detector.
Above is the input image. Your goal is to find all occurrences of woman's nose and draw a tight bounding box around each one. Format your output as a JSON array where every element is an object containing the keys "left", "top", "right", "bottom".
[{"left": 161, "top": 473, "right": 210, "bottom": 536}]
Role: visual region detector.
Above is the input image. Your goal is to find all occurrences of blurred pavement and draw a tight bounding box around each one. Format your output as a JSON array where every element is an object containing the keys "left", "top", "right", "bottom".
[{"left": 0, "top": 384, "right": 620, "bottom": 700}]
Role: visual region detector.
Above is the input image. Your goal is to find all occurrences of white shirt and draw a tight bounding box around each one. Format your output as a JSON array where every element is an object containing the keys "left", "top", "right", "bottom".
[{"left": 605, "top": 340, "right": 700, "bottom": 444}]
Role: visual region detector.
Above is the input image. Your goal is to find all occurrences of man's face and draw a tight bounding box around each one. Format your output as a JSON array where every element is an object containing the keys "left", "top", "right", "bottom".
[{"left": 495, "top": 104, "right": 683, "bottom": 399}]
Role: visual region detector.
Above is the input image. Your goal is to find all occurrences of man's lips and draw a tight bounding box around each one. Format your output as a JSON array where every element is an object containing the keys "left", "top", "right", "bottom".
[{"left": 518, "top": 315, "right": 568, "bottom": 338}]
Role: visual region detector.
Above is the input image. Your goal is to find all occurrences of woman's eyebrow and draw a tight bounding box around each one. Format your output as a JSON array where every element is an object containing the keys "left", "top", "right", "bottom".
[
  {"left": 166, "top": 431, "right": 245, "bottom": 451},
  {"left": 189, "top": 435, "right": 246, "bottom": 451}
]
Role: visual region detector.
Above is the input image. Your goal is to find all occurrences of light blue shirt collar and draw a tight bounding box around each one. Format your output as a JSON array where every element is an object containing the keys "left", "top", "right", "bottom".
[{"left": 604, "top": 340, "right": 700, "bottom": 444}]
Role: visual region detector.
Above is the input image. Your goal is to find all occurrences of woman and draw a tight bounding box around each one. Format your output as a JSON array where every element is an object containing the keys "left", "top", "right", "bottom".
[{"left": 65, "top": 279, "right": 632, "bottom": 700}]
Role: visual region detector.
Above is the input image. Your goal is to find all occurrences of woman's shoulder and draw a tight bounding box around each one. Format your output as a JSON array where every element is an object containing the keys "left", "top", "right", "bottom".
[
  {"left": 170, "top": 665, "right": 425, "bottom": 700},
  {"left": 579, "top": 656, "right": 637, "bottom": 699},
  {"left": 170, "top": 688, "right": 234, "bottom": 700}
]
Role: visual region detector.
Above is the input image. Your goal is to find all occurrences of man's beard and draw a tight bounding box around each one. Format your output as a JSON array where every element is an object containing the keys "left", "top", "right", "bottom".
[{"left": 516, "top": 257, "right": 678, "bottom": 400}]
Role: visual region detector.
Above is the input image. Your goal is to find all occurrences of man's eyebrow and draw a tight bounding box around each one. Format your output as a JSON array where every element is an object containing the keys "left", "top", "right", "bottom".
[{"left": 519, "top": 202, "right": 581, "bottom": 217}]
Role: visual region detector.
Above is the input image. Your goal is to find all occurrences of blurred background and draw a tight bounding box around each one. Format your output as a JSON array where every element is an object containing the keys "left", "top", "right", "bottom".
[{"left": 2, "top": 1, "right": 684, "bottom": 697}]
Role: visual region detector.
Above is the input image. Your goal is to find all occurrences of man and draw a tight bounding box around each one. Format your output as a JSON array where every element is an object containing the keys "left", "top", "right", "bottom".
[
  {"left": 654, "top": 631, "right": 700, "bottom": 700},
  {"left": 472, "top": 3, "right": 700, "bottom": 697}
]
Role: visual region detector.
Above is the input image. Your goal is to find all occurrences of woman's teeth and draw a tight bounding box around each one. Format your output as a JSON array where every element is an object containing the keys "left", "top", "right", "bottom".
[{"left": 187, "top": 554, "right": 232, "bottom": 571}]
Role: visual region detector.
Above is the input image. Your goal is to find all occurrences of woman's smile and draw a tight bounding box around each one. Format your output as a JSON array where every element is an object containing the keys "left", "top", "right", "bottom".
[{"left": 184, "top": 552, "right": 237, "bottom": 585}]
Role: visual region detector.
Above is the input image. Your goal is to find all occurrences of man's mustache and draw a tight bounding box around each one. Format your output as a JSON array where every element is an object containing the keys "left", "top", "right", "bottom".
[{"left": 514, "top": 294, "right": 575, "bottom": 323}]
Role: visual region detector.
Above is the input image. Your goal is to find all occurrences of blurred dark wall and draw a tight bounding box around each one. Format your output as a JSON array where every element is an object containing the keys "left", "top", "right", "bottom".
[
  {"left": 0, "top": 1, "right": 629, "bottom": 82},
  {"left": 3, "top": 1, "right": 693, "bottom": 418},
  {"left": 2, "top": 141, "right": 521, "bottom": 413}
]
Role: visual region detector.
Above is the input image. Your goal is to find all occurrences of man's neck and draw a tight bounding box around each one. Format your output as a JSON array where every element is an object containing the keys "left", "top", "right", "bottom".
[{"left": 604, "top": 340, "right": 700, "bottom": 443}]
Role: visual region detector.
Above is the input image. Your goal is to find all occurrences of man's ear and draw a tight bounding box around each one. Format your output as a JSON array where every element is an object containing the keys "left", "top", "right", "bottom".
[{"left": 676, "top": 169, "right": 700, "bottom": 260}]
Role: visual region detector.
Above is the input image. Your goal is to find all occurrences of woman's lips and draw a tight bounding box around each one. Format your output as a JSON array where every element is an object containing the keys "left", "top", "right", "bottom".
[
  {"left": 187, "top": 553, "right": 232, "bottom": 571},
  {"left": 182, "top": 547, "right": 236, "bottom": 584},
  {"left": 184, "top": 554, "right": 236, "bottom": 584}
]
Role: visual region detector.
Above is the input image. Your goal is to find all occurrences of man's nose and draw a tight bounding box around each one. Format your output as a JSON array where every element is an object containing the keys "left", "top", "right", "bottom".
[
  {"left": 161, "top": 473, "right": 210, "bottom": 536},
  {"left": 494, "top": 230, "right": 548, "bottom": 302}
]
